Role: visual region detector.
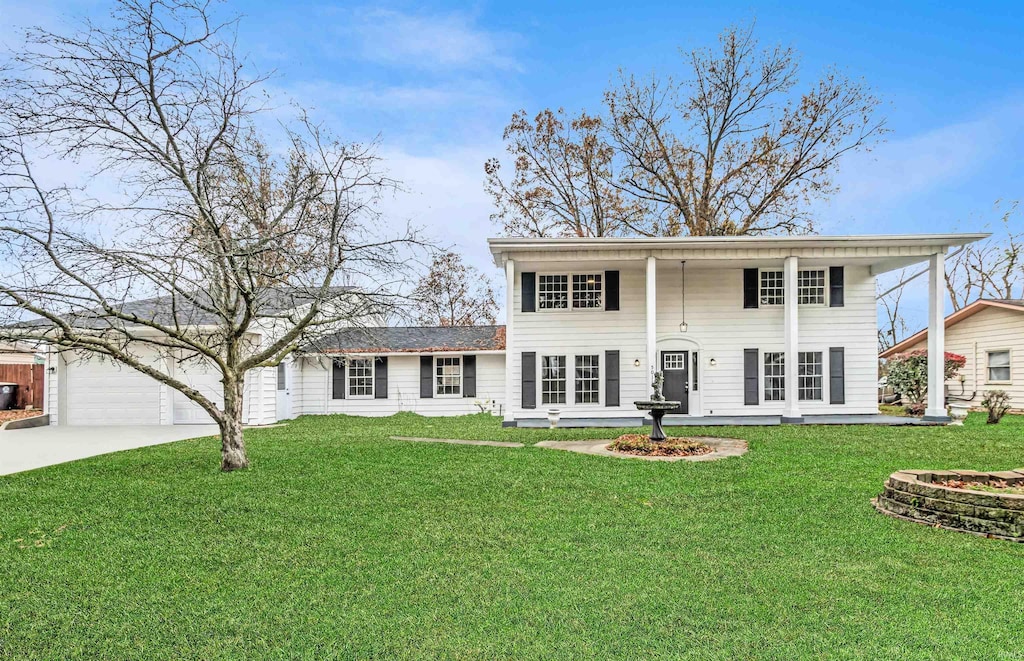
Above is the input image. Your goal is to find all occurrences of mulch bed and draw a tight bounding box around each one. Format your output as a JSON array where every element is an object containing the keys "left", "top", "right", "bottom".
[
  {"left": 0, "top": 410, "right": 44, "bottom": 423},
  {"left": 937, "top": 479, "right": 1024, "bottom": 495},
  {"left": 608, "top": 434, "right": 713, "bottom": 457}
]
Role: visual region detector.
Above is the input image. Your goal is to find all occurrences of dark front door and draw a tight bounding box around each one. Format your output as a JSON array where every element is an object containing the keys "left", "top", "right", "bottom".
[{"left": 661, "top": 351, "right": 689, "bottom": 414}]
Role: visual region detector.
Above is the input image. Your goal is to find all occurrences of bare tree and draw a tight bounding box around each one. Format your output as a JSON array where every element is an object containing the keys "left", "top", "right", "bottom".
[
  {"left": 487, "top": 23, "right": 886, "bottom": 237},
  {"left": 0, "top": 1, "right": 421, "bottom": 470},
  {"left": 412, "top": 251, "right": 498, "bottom": 326},
  {"left": 946, "top": 202, "right": 1023, "bottom": 309},
  {"left": 484, "top": 109, "right": 649, "bottom": 237},
  {"left": 878, "top": 271, "right": 909, "bottom": 352}
]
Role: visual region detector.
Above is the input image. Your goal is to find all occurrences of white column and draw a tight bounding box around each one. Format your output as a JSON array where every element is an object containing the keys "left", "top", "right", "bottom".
[
  {"left": 782, "top": 256, "right": 802, "bottom": 421},
  {"left": 925, "top": 251, "right": 948, "bottom": 420},
  {"left": 504, "top": 258, "right": 515, "bottom": 423},
  {"left": 646, "top": 256, "right": 657, "bottom": 386}
]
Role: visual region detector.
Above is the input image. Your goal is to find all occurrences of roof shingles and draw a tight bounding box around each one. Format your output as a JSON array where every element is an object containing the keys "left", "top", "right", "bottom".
[{"left": 304, "top": 325, "right": 506, "bottom": 354}]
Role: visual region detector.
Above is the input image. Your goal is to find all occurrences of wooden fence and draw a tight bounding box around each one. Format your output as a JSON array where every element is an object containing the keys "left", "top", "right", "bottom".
[{"left": 0, "top": 363, "right": 45, "bottom": 409}]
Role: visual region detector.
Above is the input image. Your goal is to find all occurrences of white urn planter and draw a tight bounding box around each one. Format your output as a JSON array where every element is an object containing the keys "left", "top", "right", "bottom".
[
  {"left": 948, "top": 402, "right": 970, "bottom": 426},
  {"left": 547, "top": 409, "right": 561, "bottom": 429}
]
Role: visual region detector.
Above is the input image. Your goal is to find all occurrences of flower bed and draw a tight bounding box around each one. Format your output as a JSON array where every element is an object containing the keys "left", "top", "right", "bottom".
[
  {"left": 0, "top": 410, "right": 43, "bottom": 423},
  {"left": 608, "top": 434, "right": 712, "bottom": 457}
]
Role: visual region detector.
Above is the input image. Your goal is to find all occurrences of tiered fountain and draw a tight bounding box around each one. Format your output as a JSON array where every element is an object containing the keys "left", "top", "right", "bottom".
[{"left": 634, "top": 371, "right": 680, "bottom": 442}]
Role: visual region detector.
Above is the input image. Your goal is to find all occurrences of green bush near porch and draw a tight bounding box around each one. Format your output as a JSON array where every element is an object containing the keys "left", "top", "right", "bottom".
[{"left": 1, "top": 413, "right": 1023, "bottom": 658}]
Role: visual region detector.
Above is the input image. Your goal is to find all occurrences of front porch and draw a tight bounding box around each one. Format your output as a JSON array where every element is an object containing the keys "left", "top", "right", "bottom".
[{"left": 509, "top": 413, "right": 933, "bottom": 428}]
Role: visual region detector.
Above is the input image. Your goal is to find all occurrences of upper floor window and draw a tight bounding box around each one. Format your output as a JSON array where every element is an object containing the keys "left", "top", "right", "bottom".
[
  {"left": 436, "top": 356, "right": 462, "bottom": 395},
  {"left": 348, "top": 358, "right": 373, "bottom": 397},
  {"left": 760, "top": 269, "right": 828, "bottom": 306},
  {"left": 539, "top": 275, "right": 569, "bottom": 309},
  {"left": 572, "top": 274, "right": 603, "bottom": 309},
  {"left": 987, "top": 350, "right": 1011, "bottom": 383},
  {"left": 764, "top": 352, "right": 785, "bottom": 401}
]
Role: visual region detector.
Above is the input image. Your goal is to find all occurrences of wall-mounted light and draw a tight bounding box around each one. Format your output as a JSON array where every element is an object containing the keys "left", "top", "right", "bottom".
[
  {"left": 633, "top": 359, "right": 641, "bottom": 368},
  {"left": 47, "top": 366, "right": 56, "bottom": 374},
  {"left": 709, "top": 358, "right": 717, "bottom": 367}
]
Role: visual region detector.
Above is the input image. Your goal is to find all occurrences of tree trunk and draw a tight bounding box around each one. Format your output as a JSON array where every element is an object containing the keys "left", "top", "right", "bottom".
[{"left": 219, "top": 378, "right": 249, "bottom": 471}]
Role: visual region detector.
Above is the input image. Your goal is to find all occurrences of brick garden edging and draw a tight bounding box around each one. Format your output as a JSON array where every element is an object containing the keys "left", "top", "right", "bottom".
[{"left": 874, "top": 469, "right": 1024, "bottom": 542}]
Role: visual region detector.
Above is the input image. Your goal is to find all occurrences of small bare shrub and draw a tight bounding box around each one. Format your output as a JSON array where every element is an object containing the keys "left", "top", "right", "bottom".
[{"left": 981, "top": 390, "right": 1012, "bottom": 424}]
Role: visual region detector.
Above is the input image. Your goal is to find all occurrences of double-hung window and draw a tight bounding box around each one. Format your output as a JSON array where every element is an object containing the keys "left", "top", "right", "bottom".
[
  {"left": 760, "top": 271, "right": 785, "bottom": 306},
  {"left": 572, "top": 274, "right": 603, "bottom": 309},
  {"left": 436, "top": 356, "right": 462, "bottom": 395},
  {"left": 538, "top": 275, "right": 569, "bottom": 309},
  {"left": 574, "top": 355, "right": 600, "bottom": 404},
  {"left": 764, "top": 352, "right": 785, "bottom": 401},
  {"left": 798, "top": 351, "right": 823, "bottom": 401},
  {"left": 797, "top": 270, "right": 826, "bottom": 305},
  {"left": 541, "top": 355, "right": 567, "bottom": 404},
  {"left": 987, "top": 350, "right": 1011, "bottom": 383},
  {"left": 348, "top": 358, "right": 373, "bottom": 397}
]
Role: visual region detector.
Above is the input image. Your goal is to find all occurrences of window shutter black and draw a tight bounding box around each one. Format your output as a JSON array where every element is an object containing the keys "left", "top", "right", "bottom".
[
  {"left": 829, "top": 266, "right": 845, "bottom": 307},
  {"left": 829, "top": 347, "right": 845, "bottom": 404},
  {"left": 419, "top": 356, "right": 433, "bottom": 398},
  {"left": 521, "top": 352, "right": 536, "bottom": 409},
  {"left": 521, "top": 272, "right": 536, "bottom": 313},
  {"left": 744, "top": 349, "right": 759, "bottom": 405},
  {"left": 332, "top": 359, "right": 346, "bottom": 399},
  {"left": 743, "top": 268, "right": 759, "bottom": 308},
  {"left": 374, "top": 357, "right": 388, "bottom": 399},
  {"left": 605, "top": 271, "right": 620, "bottom": 311},
  {"left": 463, "top": 355, "right": 477, "bottom": 398},
  {"left": 605, "top": 350, "right": 619, "bottom": 407}
]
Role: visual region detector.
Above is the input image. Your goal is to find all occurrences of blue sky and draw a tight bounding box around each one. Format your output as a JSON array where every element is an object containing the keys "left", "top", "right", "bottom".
[{"left": 3, "top": 0, "right": 1023, "bottom": 328}]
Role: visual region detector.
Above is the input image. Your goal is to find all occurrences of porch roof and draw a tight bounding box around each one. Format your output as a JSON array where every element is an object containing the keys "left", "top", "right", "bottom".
[{"left": 488, "top": 233, "right": 989, "bottom": 274}]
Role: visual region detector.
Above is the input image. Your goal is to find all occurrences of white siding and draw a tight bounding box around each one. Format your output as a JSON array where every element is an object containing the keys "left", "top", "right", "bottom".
[
  {"left": 507, "top": 259, "right": 879, "bottom": 419},
  {"left": 902, "top": 306, "right": 1024, "bottom": 411},
  {"left": 295, "top": 353, "right": 506, "bottom": 417}
]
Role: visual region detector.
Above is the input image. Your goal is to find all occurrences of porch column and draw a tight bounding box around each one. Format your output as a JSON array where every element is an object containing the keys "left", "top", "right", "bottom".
[
  {"left": 646, "top": 256, "right": 657, "bottom": 384},
  {"left": 782, "top": 256, "right": 802, "bottom": 422},
  {"left": 504, "top": 258, "right": 515, "bottom": 423},
  {"left": 924, "top": 251, "right": 949, "bottom": 421}
]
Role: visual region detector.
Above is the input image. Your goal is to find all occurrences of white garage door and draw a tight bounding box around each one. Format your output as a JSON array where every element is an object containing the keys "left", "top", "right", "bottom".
[
  {"left": 173, "top": 357, "right": 223, "bottom": 424},
  {"left": 64, "top": 354, "right": 162, "bottom": 425}
]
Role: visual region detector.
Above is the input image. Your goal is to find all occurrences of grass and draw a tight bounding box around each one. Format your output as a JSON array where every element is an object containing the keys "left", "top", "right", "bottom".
[{"left": 2, "top": 413, "right": 1024, "bottom": 659}]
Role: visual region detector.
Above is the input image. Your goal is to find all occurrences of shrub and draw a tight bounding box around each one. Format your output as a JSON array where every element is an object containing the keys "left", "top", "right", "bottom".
[
  {"left": 981, "top": 390, "right": 1012, "bottom": 424},
  {"left": 885, "top": 350, "right": 966, "bottom": 414}
]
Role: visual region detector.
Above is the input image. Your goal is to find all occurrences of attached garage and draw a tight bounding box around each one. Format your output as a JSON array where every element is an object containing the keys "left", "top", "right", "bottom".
[
  {"left": 172, "top": 356, "right": 223, "bottom": 425},
  {"left": 62, "top": 353, "right": 162, "bottom": 425}
]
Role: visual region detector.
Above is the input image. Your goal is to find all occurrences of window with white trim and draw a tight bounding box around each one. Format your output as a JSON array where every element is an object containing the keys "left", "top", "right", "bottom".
[
  {"left": 538, "top": 275, "right": 569, "bottom": 309},
  {"left": 541, "top": 355, "right": 567, "bottom": 404},
  {"left": 574, "top": 354, "right": 600, "bottom": 404},
  {"left": 764, "top": 352, "right": 785, "bottom": 401},
  {"left": 987, "top": 350, "right": 1011, "bottom": 382},
  {"left": 348, "top": 358, "right": 373, "bottom": 397},
  {"left": 760, "top": 270, "right": 784, "bottom": 306},
  {"left": 798, "top": 270, "right": 826, "bottom": 305},
  {"left": 798, "top": 351, "right": 823, "bottom": 401},
  {"left": 572, "top": 274, "right": 603, "bottom": 309},
  {"left": 435, "top": 356, "right": 462, "bottom": 395},
  {"left": 277, "top": 362, "right": 287, "bottom": 390}
]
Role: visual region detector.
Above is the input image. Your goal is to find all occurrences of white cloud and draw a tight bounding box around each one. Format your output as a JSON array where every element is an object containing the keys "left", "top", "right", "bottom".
[{"left": 333, "top": 7, "right": 521, "bottom": 72}]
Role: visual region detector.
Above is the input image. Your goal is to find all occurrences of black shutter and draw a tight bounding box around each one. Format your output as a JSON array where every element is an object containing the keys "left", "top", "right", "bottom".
[
  {"left": 332, "top": 359, "right": 346, "bottom": 399},
  {"left": 743, "top": 268, "right": 759, "bottom": 308},
  {"left": 605, "top": 350, "right": 619, "bottom": 407},
  {"left": 605, "top": 271, "right": 620, "bottom": 311},
  {"left": 374, "top": 357, "right": 388, "bottom": 399},
  {"left": 829, "top": 266, "right": 845, "bottom": 307},
  {"left": 521, "top": 272, "right": 536, "bottom": 313},
  {"left": 744, "top": 349, "right": 759, "bottom": 405},
  {"left": 463, "top": 355, "right": 477, "bottom": 398},
  {"left": 829, "top": 347, "right": 845, "bottom": 404},
  {"left": 521, "top": 352, "right": 536, "bottom": 409},
  {"left": 420, "top": 356, "right": 433, "bottom": 398}
]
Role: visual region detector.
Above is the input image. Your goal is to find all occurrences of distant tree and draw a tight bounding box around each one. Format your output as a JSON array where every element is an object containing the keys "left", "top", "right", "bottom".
[
  {"left": 946, "top": 202, "right": 1023, "bottom": 309},
  {"left": 878, "top": 270, "right": 909, "bottom": 352},
  {"left": 487, "top": 23, "right": 886, "bottom": 237},
  {"left": 412, "top": 252, "right": 498, "bottom": 326},
  {"left": 886, "top": 350, "right": 966, "bottom": 415}
]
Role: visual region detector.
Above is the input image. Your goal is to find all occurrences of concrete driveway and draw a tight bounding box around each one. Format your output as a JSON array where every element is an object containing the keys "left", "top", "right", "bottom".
[{"left": 0, "top": 425, "right": 220, "bottom": 476}]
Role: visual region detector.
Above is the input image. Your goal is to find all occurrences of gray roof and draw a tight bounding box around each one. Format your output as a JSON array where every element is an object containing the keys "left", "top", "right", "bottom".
[
  {"left": 305, "top": 325, "right": 506, "bottom": 354},
  {"left": 16, "top": 286, "right": 354, "bottom": 329}
]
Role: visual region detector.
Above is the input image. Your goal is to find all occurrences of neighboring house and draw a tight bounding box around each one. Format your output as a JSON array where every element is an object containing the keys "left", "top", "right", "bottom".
[
  {"left": 0, "top": 342, "right": 42, "bottom": 365},
  {"left": 879, "top": 299, "right": 1024, "bottom": 410},
  {"left": 490, "top": 233, "right": 985, "bottom": 425},
  {"left": 40, "top": 287, "right": 356, "bottom": 426},
  {"left": 294, "top": 326, "right": 507, "bottom": 417}
]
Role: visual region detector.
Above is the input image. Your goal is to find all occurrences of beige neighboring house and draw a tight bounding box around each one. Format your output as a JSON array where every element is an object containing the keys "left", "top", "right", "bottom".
[
  {"left": 0, "top": 343, "right": 41, "bottom": 365},
  {"left": 880, "top": 299, "right": 1024, "bottom": 410}
]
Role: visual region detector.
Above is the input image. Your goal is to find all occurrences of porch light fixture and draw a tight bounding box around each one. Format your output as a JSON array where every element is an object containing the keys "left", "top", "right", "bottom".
[
  {"left": 633, "top": 359, "right": 641, "bottom": 368},
  {"left": 678, "top": 261, "right": 688, "bottom": 333},
  {"left": 709, "top": 358, "right": 717, "bottom": 367}
]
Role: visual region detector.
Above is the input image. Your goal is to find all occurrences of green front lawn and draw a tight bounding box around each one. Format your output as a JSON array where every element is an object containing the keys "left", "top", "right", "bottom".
[{"left": 2, "top": 414, "right": 1023, "bottom": 659}]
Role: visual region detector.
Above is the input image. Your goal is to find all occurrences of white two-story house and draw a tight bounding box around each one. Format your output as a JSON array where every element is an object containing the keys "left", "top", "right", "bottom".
[{"left": 490, "top": 233, "right": 986, "bottom": 426}]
